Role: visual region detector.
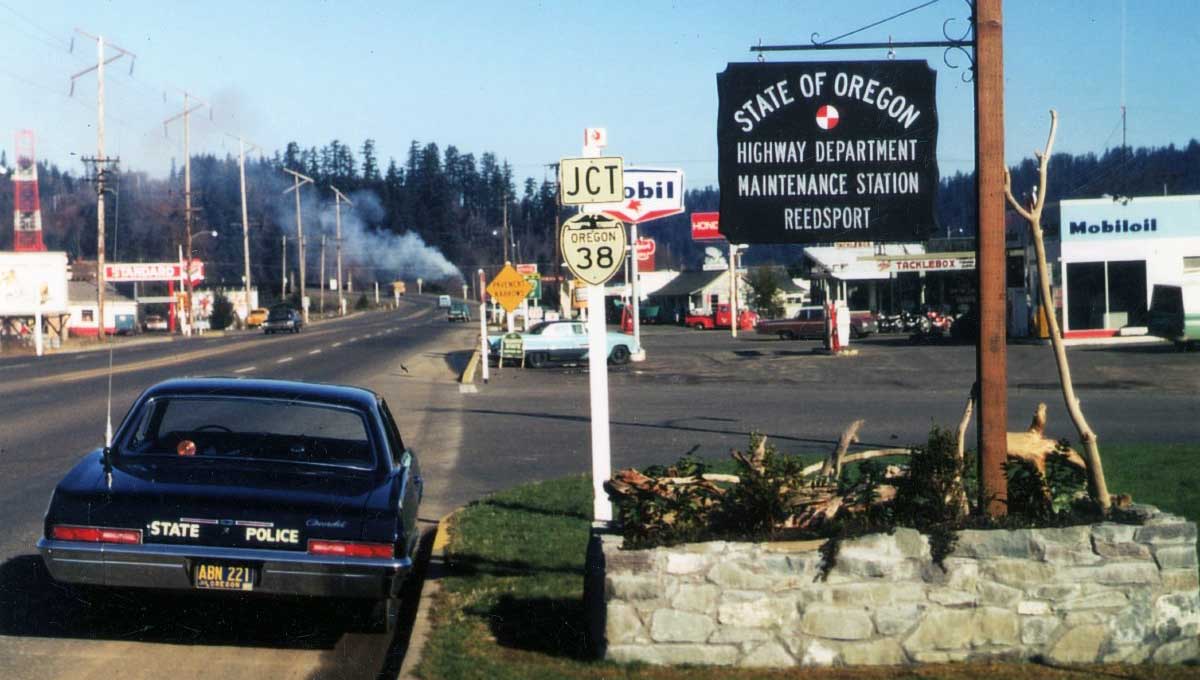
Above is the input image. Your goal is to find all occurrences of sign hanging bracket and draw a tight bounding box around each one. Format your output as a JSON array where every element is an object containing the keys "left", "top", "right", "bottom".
[{"left": 749, "top": 0, "right": 977, "bottom": 81}]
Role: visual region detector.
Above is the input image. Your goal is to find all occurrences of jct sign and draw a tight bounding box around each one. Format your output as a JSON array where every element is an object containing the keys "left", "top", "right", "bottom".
[{"left": 716, "top": 60, "right": 939, "bottom": 244}]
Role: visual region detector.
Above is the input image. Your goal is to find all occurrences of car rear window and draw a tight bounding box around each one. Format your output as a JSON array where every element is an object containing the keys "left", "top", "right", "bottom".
[{"left": 122, "top": 396, "right": 374, "bottom": 468}]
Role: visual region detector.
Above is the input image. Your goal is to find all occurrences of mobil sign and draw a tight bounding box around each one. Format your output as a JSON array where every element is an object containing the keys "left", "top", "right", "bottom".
[
  {"left": 635, "top": 237, "right": 656, "bottom": 272},
  {"left": 596, "top": 167, "right": 685, "bottom": 224}
]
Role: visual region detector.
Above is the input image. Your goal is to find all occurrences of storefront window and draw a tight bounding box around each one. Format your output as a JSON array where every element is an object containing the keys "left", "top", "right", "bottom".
[{"left": 1106, "top": 260, "right": 1147, "bottom": 326}]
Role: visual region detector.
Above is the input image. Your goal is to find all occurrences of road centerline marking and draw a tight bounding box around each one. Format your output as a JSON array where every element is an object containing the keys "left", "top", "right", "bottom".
[
  {"left": 332, "top": 342, "right": 343, "bottom": 347},
  {"left": 276, "top": 357, "right": 293, "bottom": 364},
  {"left": 308, "top": 349, "right": 322, "bottom": 355}
]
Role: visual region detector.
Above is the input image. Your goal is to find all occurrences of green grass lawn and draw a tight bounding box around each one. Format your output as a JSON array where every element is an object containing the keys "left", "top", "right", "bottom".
[{"left": 416, "top": 444, "right": 1200, "bottom": 680}]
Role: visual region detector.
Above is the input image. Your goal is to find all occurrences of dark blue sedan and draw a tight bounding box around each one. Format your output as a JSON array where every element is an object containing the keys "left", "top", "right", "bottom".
[{"left": 37, "top": 377, "right": 423, "bottom": 632}]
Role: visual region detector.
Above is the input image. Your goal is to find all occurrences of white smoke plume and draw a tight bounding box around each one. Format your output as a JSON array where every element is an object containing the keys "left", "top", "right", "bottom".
[{"left": 316, "top": 190, "right": 462, "bottom": 283}]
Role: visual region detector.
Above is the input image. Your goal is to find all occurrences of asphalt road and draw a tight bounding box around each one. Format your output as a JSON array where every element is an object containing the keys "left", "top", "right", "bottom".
[
  {"left": 456, "top": 325, "right": 1200, "bottom": 501},
  {"left": 0, "top": 296, "right": 477, "bottom": 680},
  {"left": 1, "top": 308, "right": 1196, "bottom": 679}
]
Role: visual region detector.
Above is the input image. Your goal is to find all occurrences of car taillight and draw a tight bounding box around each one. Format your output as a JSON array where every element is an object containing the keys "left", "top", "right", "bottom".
[
  {"left": 307, "top": 539, "right": 393, "bottom": 559},
  {"left": 51, "top": 524, "right": 142, "bottom": 544}
]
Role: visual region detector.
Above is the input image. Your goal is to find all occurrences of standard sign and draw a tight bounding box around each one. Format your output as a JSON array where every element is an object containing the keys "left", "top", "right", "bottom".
[
  {"left": 559, "top": 157, "right": 624, "bottom": 205},
  {"left": 485, "top": 265, "right": 534, "bottom": 313},
  {"left": 559, "top": 213, "right": 627, "bottom": 286},
  {"left": 716, "top": 60, "right": 939, "bottom": 244}
]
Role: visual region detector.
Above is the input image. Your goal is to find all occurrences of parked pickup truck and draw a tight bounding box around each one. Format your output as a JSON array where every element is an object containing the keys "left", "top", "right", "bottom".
[
  {"left": 685, "top": 304, "right": 758, "bottom": 330},
  {"left": 755, "top": 306, "right": 878, "bottom": 340}
]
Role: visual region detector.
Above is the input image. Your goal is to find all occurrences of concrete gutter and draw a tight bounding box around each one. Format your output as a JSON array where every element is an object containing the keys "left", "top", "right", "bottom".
[{"left": 398, "top": 509, "right": 457, "bottom": 680}]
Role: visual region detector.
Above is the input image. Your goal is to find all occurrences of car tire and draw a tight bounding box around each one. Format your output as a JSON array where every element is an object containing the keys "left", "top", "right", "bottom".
[
  {"left": 527, "top": 351, "right": 548, "bottom": 369},
  {"left": 609, "top": 345, "right": 631, "bottom": 365},
  {"left": 781, "top": 331, "right": 797, "bottom": 341},
  {"left": 693, "top": 322, "right": 706, "bottom": 330},
  {"left": 851, "top": 326, "right": 862, "bottom": 339}
]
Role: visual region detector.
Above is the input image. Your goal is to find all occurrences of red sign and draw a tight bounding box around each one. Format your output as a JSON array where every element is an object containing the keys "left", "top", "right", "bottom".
[
  {"left": 104, "top": 261, "right": 204, "bottom": 284},
  {"left": 691, "top": 212, "right": 723, "bottom": 241},
  {"left": 515, "top": 263, "right": 538, "bottom": 275},
  {"left": 636, "top": 237, "right": 656, "bottom": 272}
]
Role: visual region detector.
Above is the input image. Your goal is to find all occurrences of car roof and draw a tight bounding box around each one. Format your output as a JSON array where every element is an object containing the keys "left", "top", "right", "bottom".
[{"left": 140, "top": 378, "right": 380, "bottom": 411}]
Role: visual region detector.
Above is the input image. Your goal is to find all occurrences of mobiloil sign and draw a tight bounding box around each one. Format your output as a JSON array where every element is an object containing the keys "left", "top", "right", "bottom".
[{"left": 1061, "top": 196, "right": 1200, "bottom": 242}]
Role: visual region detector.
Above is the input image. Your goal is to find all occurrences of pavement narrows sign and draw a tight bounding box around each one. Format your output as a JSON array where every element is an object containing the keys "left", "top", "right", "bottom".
[
  {"left": 559, "top": 212, "right": 627, "bottom": 286},
  {"left": 486, "top": 265, "right": 534, "bottom": 313}
]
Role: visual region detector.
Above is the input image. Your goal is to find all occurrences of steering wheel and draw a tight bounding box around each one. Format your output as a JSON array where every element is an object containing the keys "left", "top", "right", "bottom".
[{"left": 193, "top": 424, "right": 234, "bottom": 433}]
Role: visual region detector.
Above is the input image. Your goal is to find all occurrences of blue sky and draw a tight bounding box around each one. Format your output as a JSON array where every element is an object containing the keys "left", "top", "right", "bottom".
[{"left": 1, "top": 1, "right": 1196, "bottom": 188}]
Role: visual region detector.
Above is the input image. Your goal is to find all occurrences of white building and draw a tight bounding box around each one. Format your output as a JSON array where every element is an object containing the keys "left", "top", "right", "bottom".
[
  {"left": 68, "top": 281, "right": 138, "bottom": 336},
  {"left": 1059, "top": 195, "right": 1200, "bottom": 338}
]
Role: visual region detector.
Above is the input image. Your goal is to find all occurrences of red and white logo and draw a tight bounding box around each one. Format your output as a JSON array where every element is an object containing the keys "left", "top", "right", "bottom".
[{"left": 815, "top": 105, "right": 840, "bottom": 130}]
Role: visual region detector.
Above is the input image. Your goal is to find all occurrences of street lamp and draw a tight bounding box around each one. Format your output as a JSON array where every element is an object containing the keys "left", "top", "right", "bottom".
[{"left": 183, "top": 228, "right": 217, "bottom": 334}]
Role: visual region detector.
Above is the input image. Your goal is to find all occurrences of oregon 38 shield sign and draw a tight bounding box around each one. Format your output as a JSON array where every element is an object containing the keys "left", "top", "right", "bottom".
[
  {"left": 716, "top": 60, "right": 939, "bottom": 244},
  {"left": 559, "top": 213, "right": 627, "bottom": 286}
]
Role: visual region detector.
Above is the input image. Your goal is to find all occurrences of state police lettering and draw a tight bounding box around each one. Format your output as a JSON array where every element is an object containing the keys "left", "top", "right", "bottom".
[{"left": 717, "top": 60, "right": 940, "bottom": 245}]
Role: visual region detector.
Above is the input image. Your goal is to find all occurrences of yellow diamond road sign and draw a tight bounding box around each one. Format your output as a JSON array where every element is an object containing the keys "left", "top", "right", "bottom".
[{"left": 486, "top": 265, "right": 534, "bottom": 313}]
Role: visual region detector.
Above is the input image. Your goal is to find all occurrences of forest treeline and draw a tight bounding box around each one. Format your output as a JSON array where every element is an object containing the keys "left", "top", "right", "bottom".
[{"left": 0, "top": 138, "right": 1196, "bottom": 299}]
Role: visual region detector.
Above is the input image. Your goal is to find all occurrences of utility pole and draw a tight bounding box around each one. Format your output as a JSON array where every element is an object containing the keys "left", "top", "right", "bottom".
[
  {"left": 501, "top": 191, "right": 509, "bottom": 264},
  {"left": 283, "top": 168, "right": 314, "bottom": 322},
  {"left": 975, "top": 0, "right": 1008, "bottom": 517},
  {"left": 164, "top": 91, "right": 207, "bottom": 334},
  {"left": 229, "top": 135, "right": 260, "bottom": 321},
  {"left": 319, "top": 234, "right": 326, "bottom": 314},
  {"left": 281, "top": 235, "right": 287, "bottom": 298},
  {"left": 70, "top": 30, "right": 134, "bottom": 341},
  {"left": 330, "top": 186, "right": 353, "bottom": 316}
]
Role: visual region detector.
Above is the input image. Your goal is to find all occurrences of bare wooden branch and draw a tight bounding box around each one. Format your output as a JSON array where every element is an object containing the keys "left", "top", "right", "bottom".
[
  {"left": 821, "top": 419, "right": 864, "bottom": 479},
  {"left": 801, "top": 448, "right": 911, "bottom": 477},
  {"left": 956, "top": 387, "right": 976, "bottom": 462},
  {"left": 1005, "top": 109, "right": 1110, "bottom": 512}
]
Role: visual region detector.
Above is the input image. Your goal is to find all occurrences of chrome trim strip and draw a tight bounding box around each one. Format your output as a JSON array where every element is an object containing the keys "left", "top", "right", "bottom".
[
  {"left": 266, "top": 569, "right": 376, "bottom": 579},
  {"left": 38, "top": 538, "right": 412, "bottom": 571}
]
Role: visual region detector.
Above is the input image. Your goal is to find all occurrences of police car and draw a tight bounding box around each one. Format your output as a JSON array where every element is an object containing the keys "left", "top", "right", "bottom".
[{"left": 37, "top": 378, "right": 423, "bottom": 631}]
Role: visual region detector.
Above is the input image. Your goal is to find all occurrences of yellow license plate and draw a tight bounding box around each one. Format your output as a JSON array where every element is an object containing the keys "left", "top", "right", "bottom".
[{"left": 194, "top": 563, "right": 256, "bottom": 591}]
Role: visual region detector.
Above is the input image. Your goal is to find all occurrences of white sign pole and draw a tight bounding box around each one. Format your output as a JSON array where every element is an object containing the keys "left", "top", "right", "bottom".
[
  {"left": 34, "top": 307, "right": 43, "bottom": 357},
  {"left": 730, "top": 242, "right": 738, "bottom": 338},
  {"left": 630, "top": 221, "right": 645, "bottom": 361},
  {"left": 478, "top": 269, "right": 490, "bottom": 384},
  {"left": 586, "top": 284, "right": 611, "bottom": 522},
  {"left": 582, "top": 134, "right": 613, "bottom": 524}
]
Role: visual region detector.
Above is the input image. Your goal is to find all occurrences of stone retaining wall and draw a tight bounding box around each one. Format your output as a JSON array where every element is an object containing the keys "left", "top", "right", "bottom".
[{"left": 591, "top": 505, "right": 1200, "bottom": 667}]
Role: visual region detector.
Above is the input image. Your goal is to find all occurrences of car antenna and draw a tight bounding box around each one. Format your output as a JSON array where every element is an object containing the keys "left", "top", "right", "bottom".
[{"left": 103, "top": 342, "right": 115, "bottom": 490}]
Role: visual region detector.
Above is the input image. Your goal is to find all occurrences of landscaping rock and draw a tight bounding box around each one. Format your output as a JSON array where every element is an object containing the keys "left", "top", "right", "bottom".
[
  {"left": 1152, "top": 637, "right": 1200, "bottom": 664},
  {"left": 665, "top": 552, "right": 709, "bottom": 575},
  {"left": 605, "top": 603, "right": 644, "bottom": 645},
  {"left": 954, "top": 529, "right": 1037, "bottom": 559},
  {"left": 841, "top": 638, "right": 907, "bottom": 665},
  {"left": 1154, "top": 545, "right": 1199, "bottom": 570},
  {"left": 1020, "top": 615, "right": 1059, "bottom": 645},
  {"left": 671, "top": 584, "right": 719, "bottom": 613},
  {"left": 1046, "top": 624, "right": 1107, "bottom": 664},
  {"left": 598, "top": 508, "right": 1199, "bottom": 668},
  {"left": 799, "top": 605, "right": 873, "bottom": 640},
  {"left": 738, "top": 641, "right": 796, "bottom": 667},
  {"left": 874, "top": 604, "right": 922, "bottom": 636},
  {"left": 649, "top": 609, "right": 714, "bottom": 643},
  {"left": 607, "top": 643, "right": 739, "bottom": 666}
]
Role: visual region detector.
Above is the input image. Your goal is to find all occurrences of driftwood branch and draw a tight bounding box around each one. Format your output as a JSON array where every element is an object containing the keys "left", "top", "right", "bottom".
[
  {"left": 821, "top": 419, "right": 863, "bottom": 479},
  {"left": 1003, "top": 109, "right": 1111, "bottom": 512}
]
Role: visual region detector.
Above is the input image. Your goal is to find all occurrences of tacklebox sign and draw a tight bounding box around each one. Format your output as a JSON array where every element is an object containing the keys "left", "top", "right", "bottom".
[{"left": 717, "top": 60, "right": 939, "bottom": 244}]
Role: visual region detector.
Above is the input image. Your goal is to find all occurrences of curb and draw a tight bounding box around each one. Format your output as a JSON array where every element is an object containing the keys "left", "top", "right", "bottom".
[
  {"left": 398, "top": 509, "right": 459, "bottom": 680},
  {"left": 459, "top": 349, "right": 480, "bottom": 385}
]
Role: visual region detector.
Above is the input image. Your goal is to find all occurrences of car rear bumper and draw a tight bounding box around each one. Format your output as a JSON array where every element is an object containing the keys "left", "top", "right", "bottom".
[{"left": 38, "top": 538, "right": 412, "bottom": 600}]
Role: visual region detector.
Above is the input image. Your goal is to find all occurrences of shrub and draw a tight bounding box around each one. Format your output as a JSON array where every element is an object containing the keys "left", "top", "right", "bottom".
[{"left": 209, "top": 291, "right": 235, "bottom": 330}]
